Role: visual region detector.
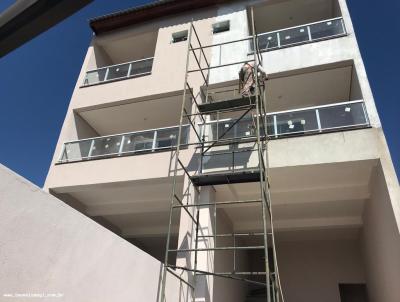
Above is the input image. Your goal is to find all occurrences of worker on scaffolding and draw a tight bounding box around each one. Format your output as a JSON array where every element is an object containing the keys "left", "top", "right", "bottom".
[{"left": 239, "top": 62, "right": 267, "bottom": 97}]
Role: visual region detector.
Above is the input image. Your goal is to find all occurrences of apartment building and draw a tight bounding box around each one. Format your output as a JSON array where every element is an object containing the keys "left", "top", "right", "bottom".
[{"left": 42, "top": 0, "right": 400, "bottom": 301}]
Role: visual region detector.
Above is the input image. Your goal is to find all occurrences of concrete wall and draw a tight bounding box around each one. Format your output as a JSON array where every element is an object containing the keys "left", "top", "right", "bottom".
[
  {"left": 277, "top": 239, "right": 366, "bottom": 302},
  {"left": 0, "top": 164, "right": 181, "bottom": 302},
  {"left": 213, "top": 210, "right": 248, "bottom": 302},
  {"left": 45, "top": 0, "right": 385, "bottom": 191},
  {"left": 361, "top": 162, "right": 400, "bottom": 302}
]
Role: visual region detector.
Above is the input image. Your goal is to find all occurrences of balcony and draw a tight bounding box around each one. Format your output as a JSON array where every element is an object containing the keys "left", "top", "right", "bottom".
[
  {"left": 255, "top": 17, "right": 346, "bottom": 52},
  {"left": 58, "top": 125, "right": 190, "bottom": 163},
  {"left": 196, "top": 101, "right": 370, "bottom": 178},
  {"left": 200, "top": 100, "right": 369, "bottom": 142},
  {"left": 82, "top": 57, "right": 154, "bottom": 86}
]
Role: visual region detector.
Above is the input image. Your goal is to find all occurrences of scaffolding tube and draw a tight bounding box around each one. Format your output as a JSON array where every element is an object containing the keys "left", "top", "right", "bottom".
[{"left": 159, "top": 6, "right": 285, "bottom": 302}]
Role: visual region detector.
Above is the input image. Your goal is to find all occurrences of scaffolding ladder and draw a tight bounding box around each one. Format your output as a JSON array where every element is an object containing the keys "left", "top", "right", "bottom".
[{"left": 159, "top": 7, "right": 284, "bottom": 302}]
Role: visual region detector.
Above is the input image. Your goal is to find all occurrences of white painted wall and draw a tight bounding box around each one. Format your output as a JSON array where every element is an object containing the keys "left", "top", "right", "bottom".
[
  {"left": 0, "top": 164, "right": 181, "bottom": 302},
  {"left": 209, "top": 2, "right": 250, "bottom": 84},
  {"left": 361, "top": 162, "right": 400, "bottom": 302}
]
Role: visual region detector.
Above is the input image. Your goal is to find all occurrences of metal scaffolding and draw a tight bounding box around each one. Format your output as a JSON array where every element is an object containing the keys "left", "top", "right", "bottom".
[{"left": 159, "top": 7, "right": 284, "bottom": 302}]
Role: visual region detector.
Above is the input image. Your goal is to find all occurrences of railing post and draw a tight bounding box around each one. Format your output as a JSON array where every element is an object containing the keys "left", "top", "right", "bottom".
[
  {"left": 152, "top": 130, "right": 158, "bottom": 152},
  {"left": 88, "top": 139, "right": 95, "bottom": 159},
  {"left": 340, "top": 18, "right": 347, "bottom": 34},
  {"left": 273, "top": 115, "right": 278, "bottom": 138},
  {"left": 307, "top": 25, "right": 312, "bottom": 41},
  {"left": 232, "top": 150, "right": 235, "bottom": 173},
  {"left": 315, "top": 109, "right": 322, "bottom": 132},
  {"left": 127, "top": 63, "right": 132, "bottom": 77},
  {"left": 83, "top": 74, "right": 89, "bottom": 86},
  {"left": 104, "top": 68, "right": 109, "bottom": 81},
  {"left": 59, "top": 143, "right": 67, "bottom": 163},
  {"left": 219, "top": 44, "right": 222, "bottom": 66},
  {"left": 277, "top": 32, "right": 281, "bottom": 48},
  {"left": 361, "top": 102, "right": 370, "bottom": 125},
  {"left": 118, "top": 136, "right": 125, "bottom": 155}
]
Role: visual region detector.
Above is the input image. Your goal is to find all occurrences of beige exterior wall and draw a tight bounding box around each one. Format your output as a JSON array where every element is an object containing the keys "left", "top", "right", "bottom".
[
  {"left": 277, "top": 239, "right": 366, "bottom": 302},
  {"left": 362, "top": 162, "right": 400, "bottom": 302},
  {"left": 39, "top": 0, "right": 400, "bottom": 301}
]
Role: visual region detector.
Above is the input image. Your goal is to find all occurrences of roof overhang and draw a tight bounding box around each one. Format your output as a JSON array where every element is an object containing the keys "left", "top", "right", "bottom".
[{"left": 90, "top": 0, "right": 234, "bottom": 35}]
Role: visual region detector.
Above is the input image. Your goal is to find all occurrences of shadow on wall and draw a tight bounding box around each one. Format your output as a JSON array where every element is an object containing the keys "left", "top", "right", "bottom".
[{"left": 186, "top": 144, "right": 256, "bottom": 174}]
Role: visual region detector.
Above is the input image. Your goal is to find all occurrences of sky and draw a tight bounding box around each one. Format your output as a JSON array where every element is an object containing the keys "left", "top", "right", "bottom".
[{"left": 0, "top": 0, "right": 398, "bottom": 187}]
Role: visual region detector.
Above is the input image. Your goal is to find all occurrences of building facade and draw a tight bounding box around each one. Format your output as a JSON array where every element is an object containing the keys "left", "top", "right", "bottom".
[{"left": 43, "top": 0, "right": 400, "bottom": 301}]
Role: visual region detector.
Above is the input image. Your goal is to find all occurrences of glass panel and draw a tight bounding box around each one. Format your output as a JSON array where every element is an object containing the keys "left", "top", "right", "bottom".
[
  {"left": 279, "top": 26, "right": 309, "bottom": 46},
  {"left": 319, "top": 103, "right": 367, "bottom": 129},
  {"left": 106, "top": 63, "right": 130, "bottom": 80},
  {"left": 236, "top": 118, "right": 255, "bottom": 138},
  {"left": 156, "top": 127, "right": 179, "bottom": 148},
  {"left": 208, "top": 120, "right": 236, "bottom": 140},
  {"left": 257, "top": 32, "right": 279, "bottom": 50},
  {"left": 310, "top": 19, "right": 345, "bottom": 40},
  {"left": 181, "top": 126, "right": 190, "bottom": 144},
  {"left": 61, "top": 140, "right": 92, "bottom": 162},
  {"left": 276, "top": 109, "right": 319, "bottom": 135},
  {"left": 90, "top": 135, "right": 123, "bottom": 157},
  {"left": 122, "top": 131, "right": 154, "bottom": 153},
  {"left": 266, "top": 116, "right": 274, "bottom": 136},
  {"left": 130, "top": 58, "right": 153, "bottom": 76},
  {"left": 84, "top": 69, "right": 107, "bottom": 86},
  {"left": 202, "top": 117, "right": 272, "bottom": 142}
]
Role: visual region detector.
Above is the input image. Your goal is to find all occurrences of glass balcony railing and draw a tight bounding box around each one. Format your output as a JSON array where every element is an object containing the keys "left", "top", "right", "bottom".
[
  {"left": 83, "top": 57, "right": 154, "bottom": 86},
  {"left": 254, "top": 17, "right": 346, "bottom": 52},
  {"left": 59, "top": 125, "right": 189, "bottom": 163},
  {"left": 199, "top": 101, "right": 369, "bottom": 141}
]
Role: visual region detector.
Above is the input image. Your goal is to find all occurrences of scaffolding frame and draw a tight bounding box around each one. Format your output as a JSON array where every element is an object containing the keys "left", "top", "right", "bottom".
[{"left": 159, "top": 7, "right": 284, "bottom": 302}]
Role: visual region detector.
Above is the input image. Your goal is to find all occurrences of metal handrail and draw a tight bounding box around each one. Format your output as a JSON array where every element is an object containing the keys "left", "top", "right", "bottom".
[
  {"left": 58, "top": 124, "right": 190, "bottom": 163},
  {"left": 85, "top": 56, "right": 154, "bottom": 73},
  {"left": 258, "top": 16, "right": 344, "bottom": 36},
  {"left": 62, "top": 124, "right": 189, "bottom": 145},
  {"left": 198, "top": 100, "right": 364, "bottom": 126},
  {"left": 191, "top": 17, "right": 345, "bottom": 51}
]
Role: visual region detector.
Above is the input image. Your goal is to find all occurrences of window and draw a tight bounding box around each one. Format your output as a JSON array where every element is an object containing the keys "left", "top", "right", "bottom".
[
  {"left": 172, "top": 30, "right": 188, "bottom": 43},
  {"left": 212, "top": 20, "right": 230, "bottom": 34}
]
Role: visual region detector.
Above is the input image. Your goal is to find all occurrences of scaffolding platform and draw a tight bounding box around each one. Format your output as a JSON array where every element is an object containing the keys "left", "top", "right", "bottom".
[
  {"left": 198, "top": 95, "right": 256, "bottom": 113},
  {"left": 190, "top": 169, "right": 261, "bottom": 186}
]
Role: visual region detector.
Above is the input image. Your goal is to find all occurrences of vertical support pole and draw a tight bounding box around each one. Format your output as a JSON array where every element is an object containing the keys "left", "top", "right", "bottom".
[
  {"left": 251, "top": 6, "right": 271, "bottom": 302},
  {"left": 214, "top": 196, "right": 217, "bottom": 253},
  {"left": 193, "top": 209, "right": 200, "bottom": 302},
  {"left": 233, "top": 233, "right": 236, "bottom": 272},
  {"left": 216, "top": 111, "right": 220, "bottom": 142},
  {"left": 160, "top": 22, "right": 194, "bottom": 302}
]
